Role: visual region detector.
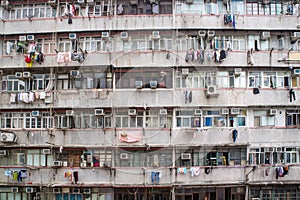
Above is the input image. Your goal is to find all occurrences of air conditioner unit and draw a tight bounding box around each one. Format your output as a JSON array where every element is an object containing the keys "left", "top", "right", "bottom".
[
  {"left": 222, "top": 108, "right": 229, "bottom": 115},
  {"left": 294, "top": 69, "right": 300, "bottom": 74},
  {"left": 77, "top": 0, "right": 85, "bottom": 3},
  {"left": 23, "top": 72, "right": 31, "bottom": 78},
  {"left": 260, "top": 32, "right": 270, "bottom": 40},
  {"left": 72, "top": 188, "right": 81, "bottom": 194},
  {"left": 152, "top": 31, "right": 160, "bottom": 39},
  {"left": 95, "top": 109, "right": 104, "bottom": 115},
  {"left": 181, "top": 153, "right": 191, "bottom": 160},
  {"left": 252, "top": 198, "right": 260, "bottom": 200},
  {"left": 159, "top": 109, "right": 167, "bottom": 115},
  {"left": 293, "top": 32, "right": 300, "bottom": 38},
  {"left": 186, "top": 0, "right": 194, "bottom": 4},
  {"left": 19, "top": 36, "right": 27, "bottom": 41},
  {"left": 120, "top": 153, "right": 128, "bottom": 159},
  {"left": 101, "top": 32, "right": 109, "bottom": 38},
  {"left": 269, "top": 109, "right": 277, "bottom": 115},
  {"left": 11, "top": 187, "right": 19, "bottom": 193},
  {"left": 86, "top": 0, "right": 94, "bottom": 3},
  {"left": 128, "top": 109, "right": 137, "bottom": 115},
  {"left": 198, "top": 30, "right": 206, "bottom": 37},
  {"left": 53, "top": 161, "right": 63, "bottom": 167},
  {"left": 32, "top": 110, "right": 40, "bottom": 117},
  {"left": 42, "top": 149, "right": 51, "bottom": 154},
  {"left": 15, "top": 72, "right": 23, "bottom": 78},
  {"left": 27, "top": 35, "right": 34, "bottom": 41},
  {"left": 121, "top": 32, "right": 128, "bottom": 40},
  {"left": 26, "top": 187, "right": 36, "bottom": 193},
  {"left": 1, "top": 133, "right": 17, "bottom": 143},
  {"left": 83, "top": 189, "right": 91, "bottom": 194},
  {"left": 0, "top": 150, "right": 8, "bottom": 156},
  {"left": 66, "top": 110, "right": 74, "bottom": 116},
  {"left": 48, "top": 0, "right": 57, "bottom": 3},
  {"left": 194, "top": 109, "right": 202, "bottom": 115},
  {"left": 149, "top": 0, "right": 158, "bottom": 3},
  {"left": 135, "top": 81, "right": 143, "bottom": 89},
  {"left": 130, "top": 0, "right": 138, "bottom": 5},
  {"left": 234, "top": 68, "right": 242, "bottom": 76},
  {"left": 207, "top": 30, "right": 215, "bottom": 38},
  {"left": 70, "top": 70, "right": 80, "bottom": 78},
  {"left": 182, "top": 68, "right": 189, "bottom": 76},
  {"left": 150, "top": 80, "right": 157, "bottom": 89},
  {"left": 205, "top": 85, "right": 218, "bottom": 97},
  {"left": 231, "top": 108, "right": 240, "bottom": 115},
  {"left": 53, "top": 188, "right": 61, "bottom": 193},
  {"left": 69, "top": 33, "right": 77, "bottom": 40},
  {"left": 44, "top": 96, "right": 53, "bottom": 104}
]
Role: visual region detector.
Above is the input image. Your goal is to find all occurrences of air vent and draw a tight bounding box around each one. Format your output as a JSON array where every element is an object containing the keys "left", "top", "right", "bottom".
[
  {"left": 42, "top": 149, "right": 51, "bottom": 154},
  {"left": 194, "top": 109, "right": 202, "bottom": 115},
  {"left": 15, "top": 72, "right": 23, "bottom": 78},
  {"left": 31, "top": 110, "right": 40, "bottom": 117},
  {"left": 95, "top": 109, "right": 104, "bottom": 116},
  {"left": 181, "top": 153, "right": 191, "bottom": 160},
  {"left": 221, "top": 108, "right": 229, "bottom": 115},
  {"left": 152, "top": 31, "right": 160, "bottom": 39},
  {"left": 294, "top": 69, "right": 300, "bottom": 74},
  {"left": 19, "top": 36, "right": 27, "bottom": 41},
  {"left": 53, "top": 188, "right": 61, "bottom": 193},
  {"left": 83, "top": 188, "right": 91, "bottom": 194},
  {"left": 101, "top": 32, "right": 109, "bottom": 38},
  {"left": 207, "top": 30, "right": 215, "bottom": 38},
  {"left": 66, "top": 110, "right": 74, "bottom": 116},
  {"left": 53, "top": 161, "right": 63, "bottom": 167},
  {"left": 11, "top": 187, "right": 19, "bottom": 193},
  {"left": 128, "top": 109, "right": 137, "bottom": 115},
  {"left": 260, "top": 32, "right": 270, "bottom": 40},
  {"left": 121, "top": 32, "right": 128, "bottom": 40},
  {"left": 182, "top": 68, "right": 189, "bottom": 75},
  {"left": 27, "top": 35, "right": 34, "bottom": 41},
  {"left": 0, "top": 150, "right": 8, "bottom": 156},
  {"left": 120, "top": 153, "right": 128, "bottom": 159},
  {"left": 230, "top": 108, "right": 240, "bottom": 115},
  {"left": 70, "top": 70, "right": 80, "bottom": 78},
  {"left": 69, "top": 33, "right": 77, "bottom": 40},
  {"left": 269, "top": 109, "right": 277, "bottom": 115},
  {"left": 159, "top": 109, "right": 167, "bottom": 115},
  {"left": 150, "top": 80, "right": 157, "bottom": 89},
  {"left": 23, "top": 72, "right": 31, "bottom": 78},
  {"left": 198, "top": 30, "right": 206, "bottom": 37},
  {"left": 26, "top": 187, "right": 36, "bottom": 193},
  {"left": 135, "top": 81, "right": 143, "bottom": 89},
  {"left": 72, "top": 188, "right": 80, "bottom": 194}
]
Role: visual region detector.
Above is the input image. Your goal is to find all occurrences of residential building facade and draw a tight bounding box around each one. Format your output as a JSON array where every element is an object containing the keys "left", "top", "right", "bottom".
[{"left": 0, "top": 0, "right": 300, "bottom": 199}]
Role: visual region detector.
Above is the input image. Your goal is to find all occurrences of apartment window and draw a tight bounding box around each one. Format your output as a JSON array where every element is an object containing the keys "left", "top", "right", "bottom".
[
  {"left": 0, "top": 113, "right": 23, "bottom": 129},
  {"left": 27, "top": 150, "right": 47, "bottom": 167},
  {"left": 232, "top": 36, "right": 246, "bottom": 50},
  {"left": 248, "top": 35, "right": 269, "bottom": 51},
  {"left": 9, "top": 4, "right": 56, "bottom": 19},
  {"left": 55, "top": 115, "right": 74, "bottom": 129},
  {"left": 176, "top": 110, "right": 201, "bottom": 128},
  {"left": 36, "top": 38, "right": 55, "bottom": 54},
  {"left": 286, "top": 110, "right": 300, "bottom": 127},
  {"left": 115, "top": 149, "right": 172, "bottom": 167},
  {"left": 0, "top": 193, "right": 24, "bottom": 200},
  {"left": 229, "top": 110, "right": 247, "bottom": 127},
  {"left": 145, "top": 110, "right": 172, "bottom": 128},
  {"left": 115, "top": 110, "right": 143, "bottom": 128},
  {"left": 203, "top": 110, "right": 226, "bottom": 127},
  {"left": 175, "top": 70, "right": 206, "bottom": 88},
  {"left": 55, "top": 194, "right": 83, "bottom": 200},
  {"left": 58, "top": 38, "right": 72, "bottom": 52},
  {"left": 253, "top": 110, "right": 275, "bottom": 127},
  {"left": 248, "top": 72, "right": 261, "bottom": 88},
  {"left": 3, "top": 40, "right": 17, "bottom": 55},
  {"left": 79, "top": 36, "right": 102, "bottom": 52},
  {"left": 81, "top": 149, "right": 112, "bottom": 167},
  {"left": 57, "top": 74, "right": 70, "bottom": 90},
  {"left": 249, "top": 147, "right": 299, "bottom": 165}
]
